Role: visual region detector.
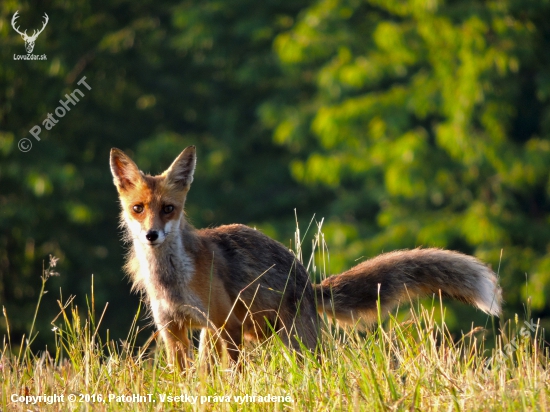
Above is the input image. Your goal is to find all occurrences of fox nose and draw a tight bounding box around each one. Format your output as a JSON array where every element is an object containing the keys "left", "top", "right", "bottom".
[{"left": 146, "top": 231, "right": 159, "bottom": 242}]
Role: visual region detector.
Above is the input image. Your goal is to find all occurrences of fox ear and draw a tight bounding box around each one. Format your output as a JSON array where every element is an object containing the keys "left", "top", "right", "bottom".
[
  {"left": 163, "top": 145, "right": 196, "bottom": 189},
  {"left": 110, "top": 148, "right": 142, "bottom": 191}
]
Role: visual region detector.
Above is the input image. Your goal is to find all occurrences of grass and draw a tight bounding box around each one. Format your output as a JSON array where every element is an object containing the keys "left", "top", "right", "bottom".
[{"left": 1, "top": 227, "right": 549, "bottom": 411}]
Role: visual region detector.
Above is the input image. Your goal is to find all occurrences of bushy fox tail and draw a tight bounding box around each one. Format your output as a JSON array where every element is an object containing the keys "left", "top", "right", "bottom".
[{"left": 314, "top": 248, "right": 502, "bottom": 324}]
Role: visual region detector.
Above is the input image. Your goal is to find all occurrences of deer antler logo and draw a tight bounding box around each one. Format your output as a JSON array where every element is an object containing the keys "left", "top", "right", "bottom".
[{"left": 11, "top": 11, "right": 49, "bottom": 54}]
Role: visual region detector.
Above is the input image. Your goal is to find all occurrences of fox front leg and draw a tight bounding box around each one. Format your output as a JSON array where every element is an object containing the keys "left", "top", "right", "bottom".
[{"left": 160, "top": 323, "right": 193, "bottom": 370}]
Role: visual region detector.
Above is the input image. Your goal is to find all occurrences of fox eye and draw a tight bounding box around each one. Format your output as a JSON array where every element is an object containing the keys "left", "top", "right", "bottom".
[
  {"left": 163, "top": 205, "right": 174, "bottom": 214},
  {"left": 133, "top": 205, "right": 144, "bottom": 213}
]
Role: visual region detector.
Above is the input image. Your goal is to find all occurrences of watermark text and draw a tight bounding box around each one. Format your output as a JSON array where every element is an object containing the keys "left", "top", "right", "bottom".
[{"left": 19, "top": 76, "right": 91, "bottom": 152}]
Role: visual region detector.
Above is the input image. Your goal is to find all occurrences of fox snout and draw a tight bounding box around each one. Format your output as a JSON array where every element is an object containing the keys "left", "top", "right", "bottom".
[
  {"left": 144, "top": 229, "right": 165, "bottom": 246},
  {"left": 130, "top": 212, "right": 182, "bottom": 247},
  {"left": 146, "top": 230, "right": 159, "bottom": 242},
  {"left": 125, "top": 218, "right": 170, "bottom": 246},
  {"left": 124, "top": 207, "right": 181, "bottom": 247}
]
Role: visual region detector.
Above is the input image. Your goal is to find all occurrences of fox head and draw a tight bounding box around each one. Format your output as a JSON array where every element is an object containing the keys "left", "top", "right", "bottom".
[{"left": 110, "top": 146, "right": 196, "bottom": 247}]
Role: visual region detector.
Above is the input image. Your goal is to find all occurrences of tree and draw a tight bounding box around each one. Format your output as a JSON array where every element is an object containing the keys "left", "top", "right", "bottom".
[{"left": 267, "top": 0, "right": 550, "bottom": 317}]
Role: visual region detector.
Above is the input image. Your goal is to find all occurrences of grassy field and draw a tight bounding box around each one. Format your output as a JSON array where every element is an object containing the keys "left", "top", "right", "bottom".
[{"left": 2, "top": 234, "right": 549, "bottom": 411}]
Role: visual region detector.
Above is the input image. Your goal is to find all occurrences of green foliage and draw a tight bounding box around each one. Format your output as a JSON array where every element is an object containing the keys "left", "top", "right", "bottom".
[
  {"left": 267, "top": 0, "right": 550, "bottom": 311},
  {"left": 1, "top": 0, "right": 550, "bottom": 348}
]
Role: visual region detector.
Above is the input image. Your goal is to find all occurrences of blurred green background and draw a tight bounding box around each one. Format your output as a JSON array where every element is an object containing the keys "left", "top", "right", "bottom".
[{"left": 1, "top": 0, "right": 549, "bottom": 349}]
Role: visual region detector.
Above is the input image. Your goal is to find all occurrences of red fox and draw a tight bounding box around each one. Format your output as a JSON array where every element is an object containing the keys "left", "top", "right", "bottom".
[{"left": 110, "top": 146, "right": 502, "bottom": 368}]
